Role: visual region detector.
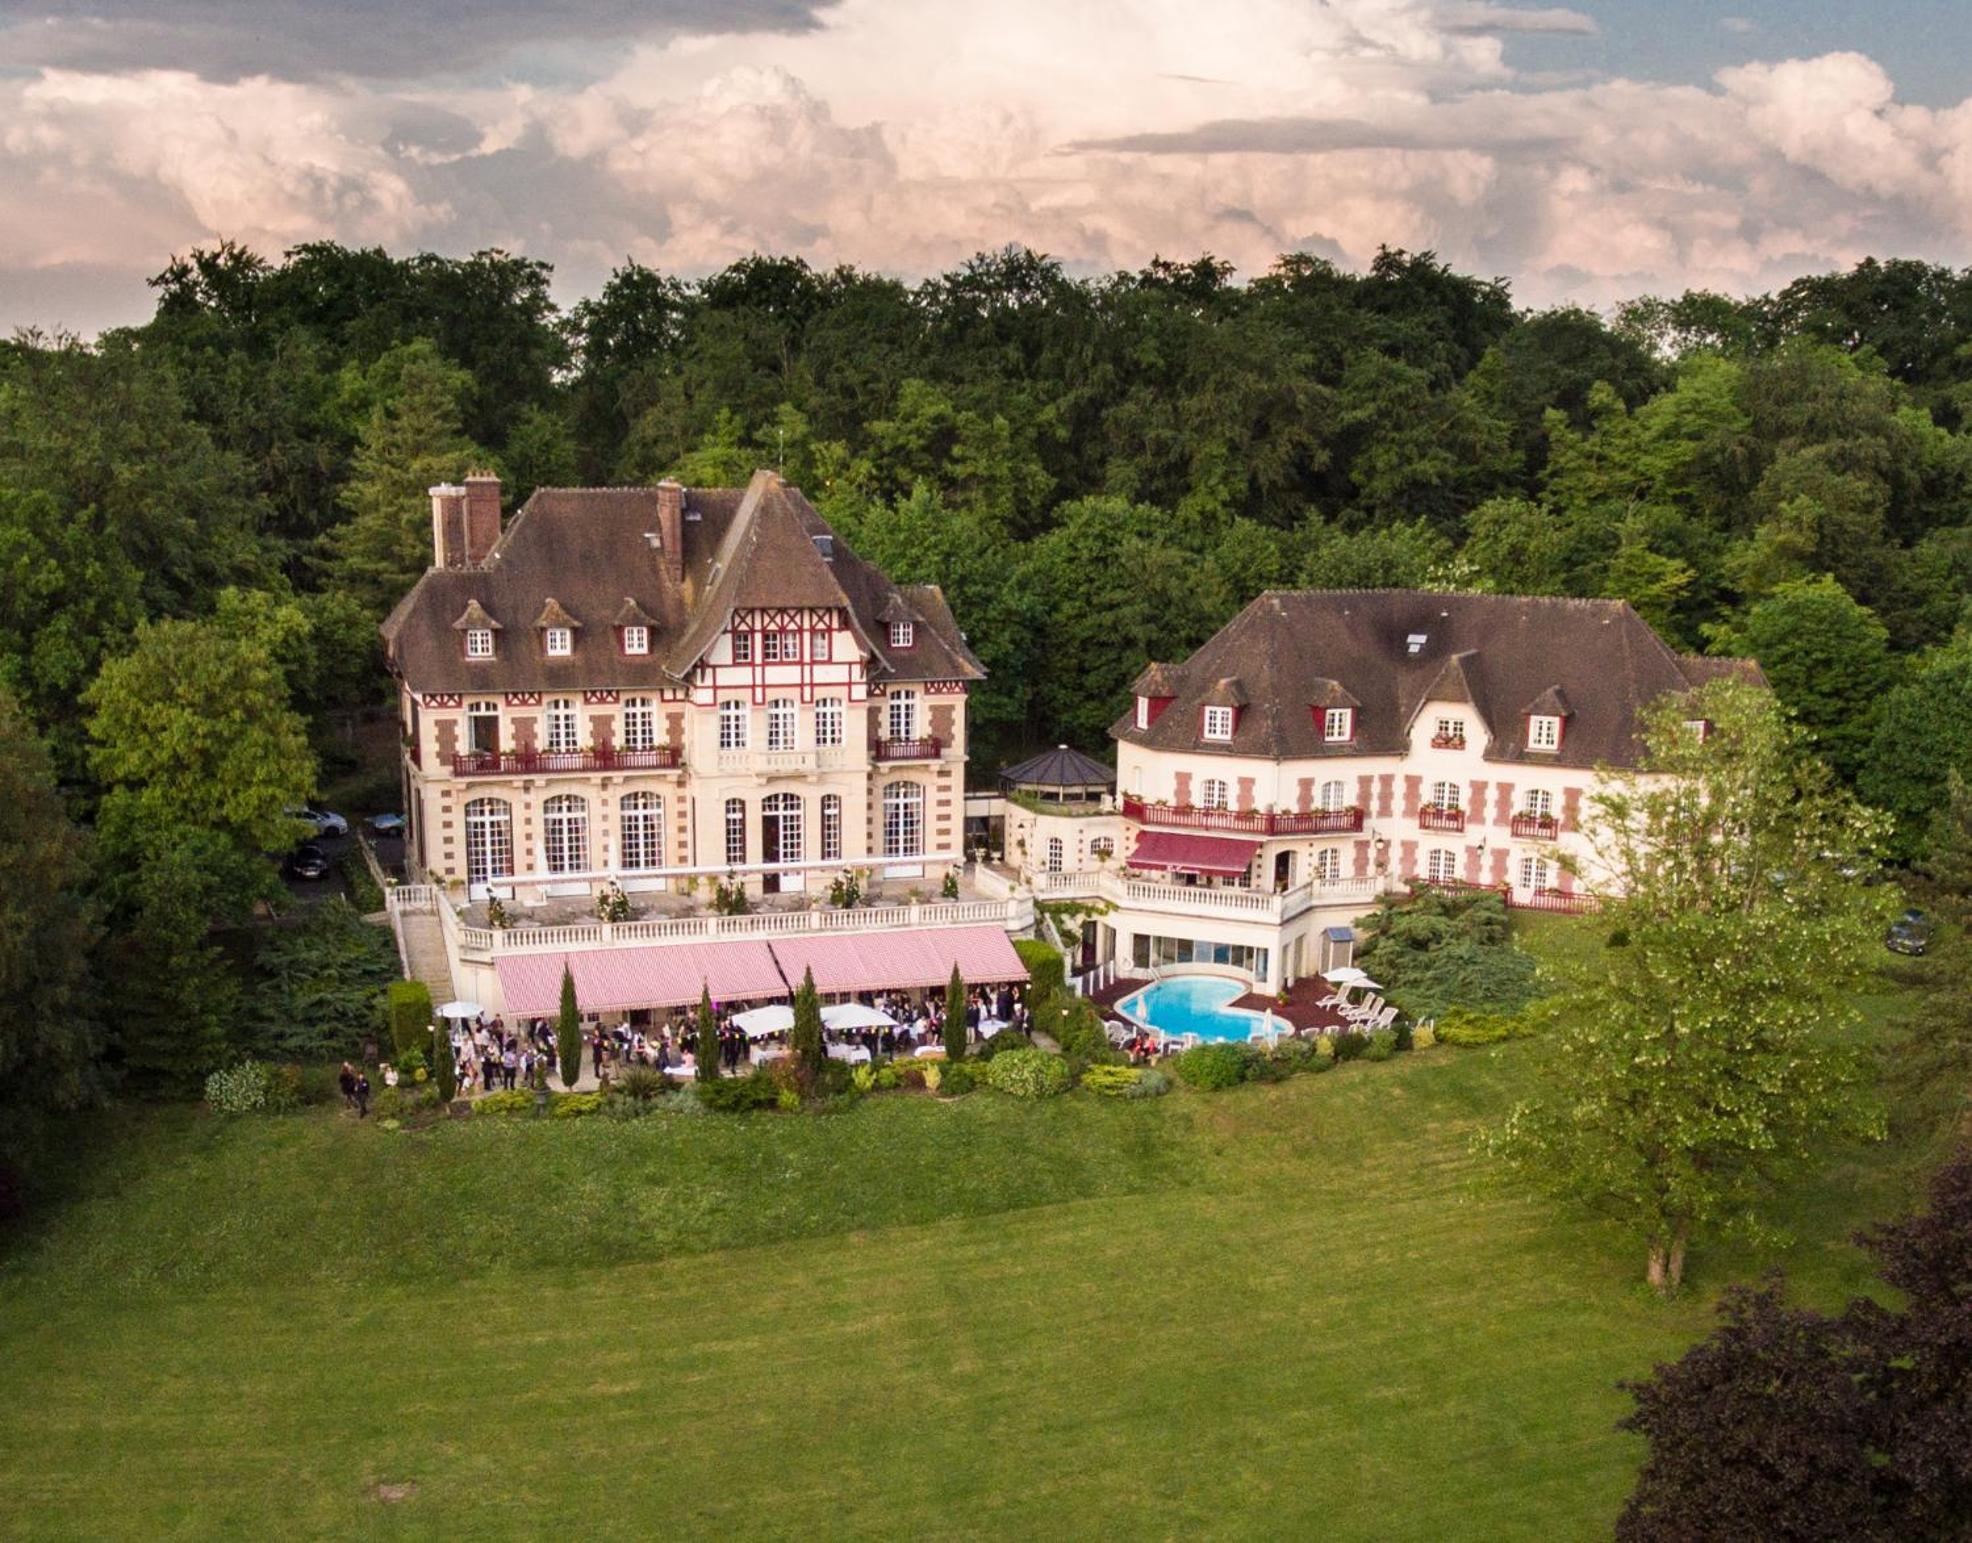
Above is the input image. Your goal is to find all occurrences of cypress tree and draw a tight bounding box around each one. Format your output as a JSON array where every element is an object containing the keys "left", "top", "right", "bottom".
[
  {"left": 557, "top": 963, "right": 583, "bottom": 1087},
  {"left": 433, "top": 1019, "right": 457, "bottom": 1102},
  {"left": 943, "top": 963, "right": 967, "bottom": 1061},
  {"left": 791, "top": 966, "right": 824, "bottom": 1083},
  {"left": 695, "top": 985, "right": 720, "bottom": 1082}
]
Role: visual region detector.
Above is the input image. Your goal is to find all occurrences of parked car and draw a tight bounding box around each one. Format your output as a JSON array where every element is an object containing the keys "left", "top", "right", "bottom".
[
  {"left": 368, "top": 812, "right": 406, "bottom": 836},
  {"left": 1886, "top": 908, "right": 1932, "bottom": 957},
  {"left": 288, "top": 807, "right": 349, "bottom": 838},
  {"left": 284, "top": 843, "right": 333, "bottom": 881}
]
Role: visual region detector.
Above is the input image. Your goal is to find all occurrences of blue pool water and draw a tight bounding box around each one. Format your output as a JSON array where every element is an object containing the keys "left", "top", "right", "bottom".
[{"left": 1121, "top": 975, "right": 1269, "bottom": 1042}]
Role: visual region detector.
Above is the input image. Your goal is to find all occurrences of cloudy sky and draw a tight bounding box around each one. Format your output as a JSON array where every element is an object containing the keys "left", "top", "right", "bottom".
[{"left": 3, "top": 0, "right": 1971, "bottom": 332}]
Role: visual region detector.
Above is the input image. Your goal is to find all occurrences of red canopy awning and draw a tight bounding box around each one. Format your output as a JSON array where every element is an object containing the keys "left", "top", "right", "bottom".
[
  {"left": 495, "top": 938, "right": 786, "bottom": 1017},
  {"left": 1126, "top": 829, "right": 1260, "bottom": 878},
  {"left": 769, "top": 926, "right": 1029, "bottom": 996}
]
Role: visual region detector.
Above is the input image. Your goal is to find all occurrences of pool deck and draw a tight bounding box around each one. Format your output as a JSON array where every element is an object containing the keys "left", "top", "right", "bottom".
[{"left": 1087, "top": 975, "right": 1355, "bottom": 1035}]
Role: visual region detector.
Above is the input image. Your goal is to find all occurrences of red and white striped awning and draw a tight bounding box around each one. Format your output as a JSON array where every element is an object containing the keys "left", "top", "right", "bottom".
[
  {"left": 495, "top": 938, "right": 787, "bottom": 1017},
  {"left": 1126, "top": 829, "right": 1260, "bottom": 878},
  {"left": 769, "top": 926, "right": 1029, "bottom": 997}
]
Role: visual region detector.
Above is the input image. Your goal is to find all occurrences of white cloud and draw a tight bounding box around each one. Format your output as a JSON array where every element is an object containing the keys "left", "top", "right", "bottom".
[{"left": 4, "top": 0, "right": 1972, "bottom": 332}]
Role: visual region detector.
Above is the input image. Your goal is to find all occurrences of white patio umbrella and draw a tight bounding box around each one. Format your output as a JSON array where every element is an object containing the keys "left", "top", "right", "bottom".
[
  {"left": 436, "top": 1000, "right": 485, "bottom": 1020},
  {"left": 1320, "top": 968, "right": 1369, "bottom": 986},
  {"left": 821, "top": 1002, "right": 896, "bottom": 1031},
  {"left": 733, "top": 1003, "right": 795, "bottom": 1038}
]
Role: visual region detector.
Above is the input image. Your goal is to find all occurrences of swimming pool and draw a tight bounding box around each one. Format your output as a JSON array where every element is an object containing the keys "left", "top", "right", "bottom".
[{"left": 1120, "top": 975, "right": 1270, "bottom": 1043}]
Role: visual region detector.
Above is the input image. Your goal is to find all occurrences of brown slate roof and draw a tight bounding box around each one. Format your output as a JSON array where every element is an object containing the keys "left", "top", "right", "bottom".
[
  {"left": 381, "top": 470, "right": 986, "bottom": 694},
  {"left": 1110, "top": 590, "right": 1760, "bottom": 770},
  {"left": 1133, "top": 662, "right": 1185, "bottom": 697}
]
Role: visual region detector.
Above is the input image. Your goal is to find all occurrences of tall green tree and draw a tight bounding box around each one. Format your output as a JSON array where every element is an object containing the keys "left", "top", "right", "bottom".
[
  {"left": 1489, "top": 682, "right": 1887, "bottom": 1291},
  {"left": 791, "top": 966, "right": 824, "bottom": 1084},
  {"left": 695, "top": 986, "right": 719, "bottom": 1084},
  {"left": 557, "top": 965, "right": 583, "bottom": 1088},
  {"left": 1860, "top": 635, "right": 1972, "bottom": 858},
  {"left": 943, "top": 964, "right": 967, "bottom": 1062}
]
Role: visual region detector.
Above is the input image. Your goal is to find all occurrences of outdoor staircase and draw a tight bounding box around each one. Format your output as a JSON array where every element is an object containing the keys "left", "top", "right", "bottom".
[{"left": 386, "top": 887, "right": 458, "bottom": 1006}]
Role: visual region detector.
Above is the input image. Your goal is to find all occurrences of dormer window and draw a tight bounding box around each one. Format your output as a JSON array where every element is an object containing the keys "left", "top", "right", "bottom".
[
  {"left": 889, "top": 620, "right": 915, "bottom": 650},
  {"left": 1135, "top": 696, "right": 1150, "bottom": 731},
  {"left": 1202, "top": 705, "right": 1235, "bottom": 742},
  {"left": 1322, "top": 707, "right": 1354, "bottom": 743},
  {"left": 545, "top": 627, "right": 573, "bottom": 658},
  {"left": 622, "top": 625, "right": 649, "bottom": 657},
  {"left": 1529, "top": 714, "right": 1562, "bottom": 752},
  {"left": 464, "top": 628, "right": 495, "bottom": 660},
  {"left": 1433, "top": 716, "right": 1465, "bottom": 747}
]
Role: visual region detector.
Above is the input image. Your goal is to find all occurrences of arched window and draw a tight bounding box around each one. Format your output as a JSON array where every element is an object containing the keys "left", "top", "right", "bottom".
[
  {"left": 1315, "top": 847, "right": 1341, "bottom": 882},
  {"left": 724, "top": 798, "right": 747, "bottom": 867},
  {"left": 621, "top": 696, "right": 656, "bottom": 753},
  {"left": 1425, "top": 848, "right": 1458, "bottom": 882},
  {"left": 542, "top": 795, "right": 588, "bottom": 874},
  {"left": 546, "top": 697, "right": 579, "bottom": 754},
  {"left": 1523, "top": 787, "right": 1554, "bottom": 820},
  {"left": 1429, "top": 779, "right": 1460, "bottom": 811},
  {"left": 887, "top": 688, "right": 918, "bottom": 743},
  {"left": 620, "top": 792, "right": 663, "bottom": 872},
  {"left": 1045, "top": 836, "right": 1065, "bottom": 873},
  {"left": 766, "top": 698, "right": 797, "bottom": 752},
  {"left": 718, "top": 700, "right": 748, "bottom": 750},
  {"left": 1201, "top": 778, "right": 1230, "bottom": 811},
  {"left": 820, "top": 793, "right": 843, "bottom": 861},
  {"left": 464, "top": 798, "right": 512, "bottom": 887},
  {"left": 1319, "top": 779, "right": 1347, "bottom": 812},
  {"left": 762, "top": 791, "right": 803, "bottom": 865},
  {"left": 882, "top": 781, "right": 923, "bottom": 857},
  {"left": 1519, "top": 855, "right": 1551, "bottom": 892}
]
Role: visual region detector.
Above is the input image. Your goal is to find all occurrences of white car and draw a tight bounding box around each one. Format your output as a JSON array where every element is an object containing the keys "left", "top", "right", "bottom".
[
  {"left": 288, "top": 807, "right": 349, "bottom": 838},
  {"left": 368, "top": 812, "right": 406, "bottom": 837}
]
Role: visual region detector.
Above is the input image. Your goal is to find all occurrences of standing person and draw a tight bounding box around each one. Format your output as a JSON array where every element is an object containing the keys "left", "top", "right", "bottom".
[
  {"left": 354, "top": 1070, "right": 371, "bottom": 1118},
  {"left": 337, "top": 1061, "right": 357, "bottom": 1111},
  {"left": 502, "top": 1040, "right": 518, "bottom": 1091}
]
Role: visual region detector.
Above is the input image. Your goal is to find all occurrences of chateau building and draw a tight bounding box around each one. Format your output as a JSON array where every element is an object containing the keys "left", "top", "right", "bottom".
[
  {"left": 1029, "top": 590, "right": 1760, "bottom": 993},
  {"left": 384, "top": 467, "right": 982, "bottom": 904}
]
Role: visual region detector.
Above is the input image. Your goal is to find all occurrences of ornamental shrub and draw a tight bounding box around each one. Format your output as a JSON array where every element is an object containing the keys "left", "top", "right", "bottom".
[
  {"left": 550, "top": 1092, "right": 606, "bottom": 1118},
  {"left": 940, "top": 1061, "right": 976, "bottom": 1096},
  {"left": 1124, "top": 1067, "right": 1173, "bottom": 1098},
  {"left": 982, "top": 1047, "right": 1072, "bottom": 1098},
  {"left": 698, "top": 1071, "right": 780, "bottom": 1113},
  {"left": 976, "top": 1029, "right": 1033, "bottom": 1061},
  {"left": 872, "top": 1063, "right": 901, "bottom": 1090},
  {"left": 1050, "top": 998, "right": 1123, "bottom": 1072},
  {"left": 1364, "top": 1028, "right": 1398, "bottom": 1062},
  {"left": 557, "top": 965, "right": 584, "bottom": 1088},
  {"left": 921, "top": 1062, "right": 942, "bottom": 1093},
  {"left": 1332, "top": 1030, "right": 1369, "bottom": 1062},
  {"left": 205, "top": 1060, "right": 272, "bottom": 1115},
  {"left": 1434, "top": 1008, "right": 1534, "bottom": 1046},
  {"left": 1267, "top": 1038, "right": 1320, "bottom": 1074},
  {"left": 386, "top": 980, "right": 432, "bottom": 1059},
  {"left": 475, "top": 1089, "right": 532, "bottom": 1115},
  {"left": 393, "top": 1045, "right": 427, "bottom": 1082},
  {"left": 1172, "top": 1042, "right": 1252, "bottom": 1091},
  {"left": 1079, "top": 1063, "right": 1144, "bottom": 1097},
  {"left": 1014, "top": 938, "right": 1066, "bottom": 1003},
  {"left": 943, "top": 963, "right": 968, "bottom": 1062},
  {"left": 617, "top": 1066, "right": 666, "bottom": 1102},
  {"left": 1412, "top": 1021, "right": 1437, "bottom": 1050}
]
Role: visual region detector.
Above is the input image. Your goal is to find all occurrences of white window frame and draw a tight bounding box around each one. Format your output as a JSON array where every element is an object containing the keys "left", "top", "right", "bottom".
[
  {"left": 814, "top": 697, "right": 844, "bottom": 749},
  {"left": 619, "top": 792, "right": 663, "bottom": 872},
  {"left": 718, "top": 700, "right": 748, "bottom": 751},
  {"left": 761, "top": 631, "right": 784, "bottom": 663},
  {"left": 1201, "top": 778, "right": 1230, "bottom": 811},
  {"left": 1435, "top": 716, "right": 1463, "bottom": 742},
  {"left": 1202, "top": 705, "right": 1234, "bottom": 742},
  {"left": 466, "top": 700, "right": 500, "bottom": 756},
  {"left": 820, "top": 793, "right": 843, "bottom": 862},
  {"left": 622, "top": 625, "right": 649, "bottom": 656},
  {"left": 1430, "top": 780, "right": 1461, "bottom": 811},
  {"left": 1426, "top": 848, "right": 1458, "bottom": 883},
  {"left": 465, "top": 628, "right": 495, "bottom": 660},
  {"left": 1045, "top": 836, "right": 1065, "bottom": 873},
  {"left": 1529, "top": 714, "right": 1562, "bottom": 752},
  {"left": 888, "top": 620, "right": 914, "bottom": 650},
  {"left": 1135, "top": 696, "right": 1149, "bottom": 731},
  {"left": 1519, "top": 855, "right": 1551, "bottom": 892},
  {"left": 1318, "top": 779, "right": 1347, "bottom": 812},
  {"left": 621, "top": 696, "right": 656, "bottom": 753},
  {"left": 545, "top": 697, "right": 579, "bottom": 754},
  {"left": 464, "top": 797, "right": 512, "bottom": 886},
  {"left": 545, "top": 626, "right": 573, "bottom": 658},
  {"left": 724, "top": 798, "right": 747, "bottom": 867},
  {"left": 762, "top": 791, "right": 803, "bottom": 865},
  {"left": 1323, "top": 707, "right": 1353, "bottom": 743},
  {"left": 732, "top": 630, "right": 753, "bottom": 664},
  {"left": 1315, "top": 847, "right": 1342, "bottom": 883},
  {"left": 766, "top": 698, "right": 797, "bottom": 753},
  {"left": 812, "top": 629, "right": 831, "bottom": 662},
  {"left": 542, "top": 794, "right": 589, "bottom": 874},
  {"left": 1523, "top": 787, "right": 1554, "bottom": 820},
  {"left": 882, "top": 781, "right": 924, "bottom": 858},
  {"left": 887, "top": 689, "right": 918, "bottom": 743}
]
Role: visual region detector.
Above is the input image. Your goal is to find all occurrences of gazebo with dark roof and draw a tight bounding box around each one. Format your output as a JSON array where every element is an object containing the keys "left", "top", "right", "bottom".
[{"left": 1000, "top": 745, "right": 1116, "bottom": 806}]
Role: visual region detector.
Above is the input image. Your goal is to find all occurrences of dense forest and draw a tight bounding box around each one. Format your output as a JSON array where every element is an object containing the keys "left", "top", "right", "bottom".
[{"left": 7, "top": 240, "right": 1972, "bottom": 1118}]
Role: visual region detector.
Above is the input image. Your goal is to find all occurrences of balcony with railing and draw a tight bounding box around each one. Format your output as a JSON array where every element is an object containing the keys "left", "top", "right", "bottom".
[
  {"left": 1510, "top": 813, "right": 1559, "bottom": 841},
  {"left": 1120, "top": 794, "right": 1364, "bottom": 838},
  {"left": 1429, "top": 733, "right": 1467, "bottom": 750},
  {"left": 874, "top": 736, "right": 943, "bottom": 762},
  {"left": 1418, "top": 805, "right": 1466, "bottom": 833},
  {"left": 451, "top": 745, "right": 682, "bottom": 777}
]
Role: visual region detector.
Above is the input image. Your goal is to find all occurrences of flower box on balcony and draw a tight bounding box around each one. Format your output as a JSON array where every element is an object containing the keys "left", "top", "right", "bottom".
[
  {"left": 1510, "top": 813, "right": 1559, "bottom": 841},
  {"left": 1418, "top": 805, "right": 1466, "bottom": 833},
  {"left": 451, "top": 745, "right": 682, "bottom": 777},
  {"left": 1429, "top": 734, "right": 1466, "bottom": 750}
]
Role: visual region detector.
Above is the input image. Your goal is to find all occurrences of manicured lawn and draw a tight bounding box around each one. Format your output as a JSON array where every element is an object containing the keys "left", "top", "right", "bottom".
[{"left": 0, "top": 929, "right": 1946, "bottom": 1539}]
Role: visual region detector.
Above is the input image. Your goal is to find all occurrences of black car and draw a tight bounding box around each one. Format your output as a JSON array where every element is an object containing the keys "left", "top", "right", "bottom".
[
  {"left": 1886, "top": 908, "right": 1932, "bottom": 957},
  {"left": 284, "top": 843, "right": 333, "bottom": 881}
]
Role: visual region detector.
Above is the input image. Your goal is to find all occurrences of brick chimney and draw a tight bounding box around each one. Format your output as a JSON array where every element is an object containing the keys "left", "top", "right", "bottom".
[
  {"left": 654, "top": 479, "right": 685, "bottom": 585},
  {"left": 429, "top": 483, "right": 468, "bottom": 568},
  {"left": 463, "top": 471, "right": 502, "bottom": 565}
]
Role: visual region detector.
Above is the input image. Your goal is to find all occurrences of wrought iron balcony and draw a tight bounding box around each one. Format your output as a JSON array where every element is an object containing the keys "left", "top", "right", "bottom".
[
  {"left": 874, "top": 736, "right": 943, "bottom": 762},
  {"left": 1418, "top": 805, "right": 1466, "bottom": 833},
  {"left": 1121, "top": 794, "right": 1364, "bottom": 837},
  {"left": 451, "top": 746, "right": 682, "bottom": 777},
  {"left": 1510, "top": 813, "right": 1559, "bottom": 841}
]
